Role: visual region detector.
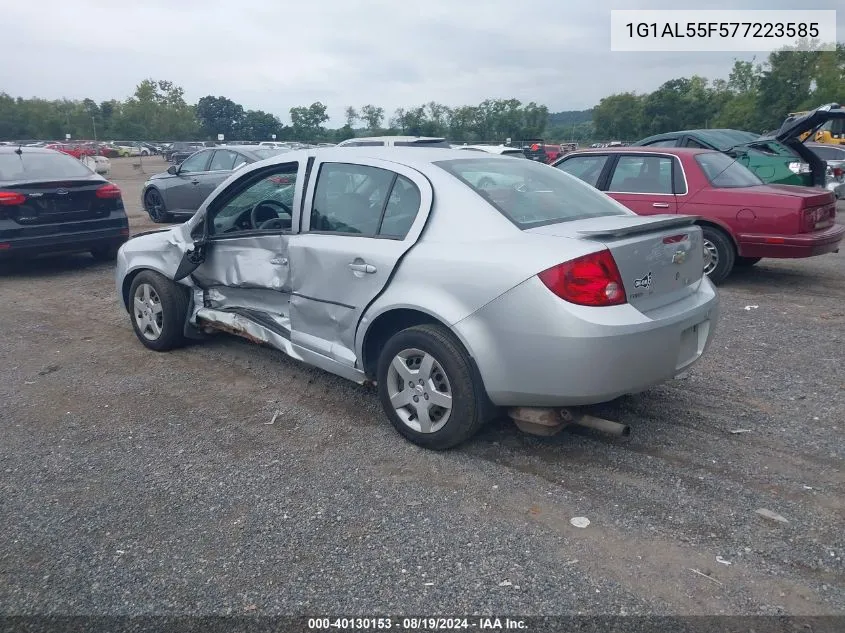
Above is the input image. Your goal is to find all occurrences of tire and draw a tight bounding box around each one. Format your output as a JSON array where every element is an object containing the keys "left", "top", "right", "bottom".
[
  {"left": 128, "top": 270, "right": 190, "bottom": 351},
  {"left": 700, "top": 225, "right": 735, "bottom": 284},
  {"left": 90, "top": 244, "right": 120, "bottom": 261},
  {"left": 376, "top": 324, "right": 491, "bottom": 450},
  {"left": 144, "top": 189, "right": 171, "bottom": 223},
  {"left": 735, "top": 256, "right": 761, "bottom": 267}
]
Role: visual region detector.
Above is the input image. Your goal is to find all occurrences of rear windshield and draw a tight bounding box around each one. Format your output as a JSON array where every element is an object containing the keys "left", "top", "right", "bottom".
[
  {"left": 701, "top": 130, "right": 760, "bottom": 150},
  {"left": 435, "top": 157, "right": 629, "bottom": 228},
  {"left": 695, "top": 152, "right": 762, "bottom": 188},
  {"left": 0, "top": 151, "right": 92, "bottom": 181},
  {"left": 395, "top": 139, "right": 451, "bottom": 148}
]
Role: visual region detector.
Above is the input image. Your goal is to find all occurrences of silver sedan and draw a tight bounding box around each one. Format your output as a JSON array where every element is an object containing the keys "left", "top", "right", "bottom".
[{"left": 116, "top": 147, "right": 719, "bottom": 449}]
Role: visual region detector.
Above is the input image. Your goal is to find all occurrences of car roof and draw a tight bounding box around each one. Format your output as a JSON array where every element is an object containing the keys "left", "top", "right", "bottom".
[
  {"left": 0, "top": 146, "right": 60, "bottom": 154},
  {"left": 563, "top": 147, "right": 711, "bottom": 156},
  {"left": 459, "top": 144, "right": 524, "bottom": 154},
  {"left": 251, "top": 146, "right": 529, "bottom": 170},
  {"left": 340, "top": 136, "right": 446, "bottom": 144}
]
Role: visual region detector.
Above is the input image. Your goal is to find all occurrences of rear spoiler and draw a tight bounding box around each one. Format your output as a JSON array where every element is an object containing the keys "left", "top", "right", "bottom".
[{"left": 577, "top": 215, "right": 699, "bottom": 238}]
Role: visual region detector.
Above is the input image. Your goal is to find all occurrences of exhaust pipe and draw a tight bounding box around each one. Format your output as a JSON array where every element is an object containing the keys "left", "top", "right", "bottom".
[
  {"left": 508, "top": 407, "right": 631, "bottom": 438},
  {"left": 571, "top": 413, "right": 632, "bottom": 437}
]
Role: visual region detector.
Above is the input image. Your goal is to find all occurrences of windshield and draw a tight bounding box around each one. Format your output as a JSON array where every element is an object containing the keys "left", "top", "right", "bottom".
[
  {"left": 0, "top": 151, "right": 92, "bottom": 181},
  {"left": 695, "top": 152, "right": 762, "bottom": 188},
  {"left": 435, "top": 157, "right": 629, "bottom": 228}
]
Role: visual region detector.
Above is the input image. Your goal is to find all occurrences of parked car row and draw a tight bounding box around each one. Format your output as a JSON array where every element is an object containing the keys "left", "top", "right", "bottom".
[{"left": 1, "top": 137, "right": 841, "bottom": 450}]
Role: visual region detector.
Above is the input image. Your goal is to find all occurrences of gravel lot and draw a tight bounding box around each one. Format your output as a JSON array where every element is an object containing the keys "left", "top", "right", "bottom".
[{"left": 0, "top": 157, "right": 843, "bottom": 616}]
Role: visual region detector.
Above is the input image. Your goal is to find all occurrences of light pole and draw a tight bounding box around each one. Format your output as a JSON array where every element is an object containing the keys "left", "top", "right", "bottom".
[{"left": 92, "top": 116, "right": 97, "bottom": 141}]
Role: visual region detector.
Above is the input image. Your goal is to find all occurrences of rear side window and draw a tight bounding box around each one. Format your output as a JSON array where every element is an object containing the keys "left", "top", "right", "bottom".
[
  {"left": 608, "top": 156, "right": 673, "bottom": 194},
  {"left": 311, "top": 163, "right": 395, "bottom": 235},
  {"left": 555, "top": 155, "right": 608, "bottom": 187},
  {"left": 380, "top": 175, "right": 420, "bottom": 239},
  {"left": 435, "top": 157, "right": 628, "bottom": 229},
  {"left": 0, "top": 151, "right": 92, "bottom": 180}
]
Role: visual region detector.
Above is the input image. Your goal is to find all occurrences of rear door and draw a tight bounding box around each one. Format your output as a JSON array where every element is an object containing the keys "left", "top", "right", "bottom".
[
  {"left": 605, "top": 153, "right": 680, "bottom": 215},
  {"left": 166, "top": 150, "right": 213, "bottom": 211},
  {"left": 287, "top": 157, "right": 432, "bottom": 367}
]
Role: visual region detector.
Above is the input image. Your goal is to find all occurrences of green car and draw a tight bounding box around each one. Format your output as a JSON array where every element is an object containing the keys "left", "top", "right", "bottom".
[{"left": 632, "top": 129, "right": 814, "bottom": 187}]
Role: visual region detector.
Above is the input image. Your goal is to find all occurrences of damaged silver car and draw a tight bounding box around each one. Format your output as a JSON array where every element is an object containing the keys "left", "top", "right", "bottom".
[{"left": 115, "top": 147, "right": 719, "bottom": 449}]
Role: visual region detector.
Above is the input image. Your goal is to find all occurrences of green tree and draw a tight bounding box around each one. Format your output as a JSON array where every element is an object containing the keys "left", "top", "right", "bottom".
[
  {"left": 592, "top": 92, "right": 645, "bottom": 140},
  {"left": 360, "top": 104, "right": 385, "bottom": 131},
  {"left": 344, "top": 106, "right": 358, "bottom": 128},
  {"left": 289, "top": 102, "right": 329, "bottom": 140},
  {"left": 196, "top": 95, "right": 244, "bottom": 139}
]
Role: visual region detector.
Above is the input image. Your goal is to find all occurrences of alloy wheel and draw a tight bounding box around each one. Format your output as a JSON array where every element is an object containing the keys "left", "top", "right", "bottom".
[
  {"left": 133, "top": 283, "right": 164, "bottom": 341},
  {"left": 386, "top": 348, "right": 453, "bottom": 433},
  {"left": 703, "top": 239, "right": 719, "bottom": 275}
]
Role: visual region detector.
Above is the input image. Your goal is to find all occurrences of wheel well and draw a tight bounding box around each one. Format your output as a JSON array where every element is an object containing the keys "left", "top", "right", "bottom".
[
  {"left": 695, "top": 220, "right": 737, "bottom": 252},
  {"left": 121, "top": 270, "right": 142, "bottom": 311},
  {"left": 362, "top": 309, "right": 444, "bottom": 379}
]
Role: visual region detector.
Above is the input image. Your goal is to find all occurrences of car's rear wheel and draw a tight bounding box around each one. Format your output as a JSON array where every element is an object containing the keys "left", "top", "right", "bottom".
[
  {"left": 701, "top": 226, "right": 735, "bottom": 284},
  {"left": 735, "top": 256, "right": 762, "bottom": 267},
  {"left": 376, "top": 324, "right": 490, "bottom": 450},
  {"left": 128, "top": 271, "right": 189, "bottom": 351},
  {"left": 144, "top": 189, "right": 171, "bottom": 223}
]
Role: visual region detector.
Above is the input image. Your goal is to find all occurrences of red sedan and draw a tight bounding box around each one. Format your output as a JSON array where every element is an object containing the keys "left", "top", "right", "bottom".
[{"left": 552, "top": 147, "right": 843, "bottom": 282}]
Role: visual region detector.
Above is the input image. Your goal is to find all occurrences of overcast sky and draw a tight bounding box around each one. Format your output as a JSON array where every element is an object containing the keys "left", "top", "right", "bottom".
[{"left": 3, "top": 0, "right": 843, "bottom": 124}]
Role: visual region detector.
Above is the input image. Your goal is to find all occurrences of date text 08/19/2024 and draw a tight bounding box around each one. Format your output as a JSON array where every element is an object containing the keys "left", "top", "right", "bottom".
[
  {"left": 625, "top": 22, "right": 820, "bottom": 39},
  {"left": 306, "top": 617, "right": 528, "bottom": 630}
]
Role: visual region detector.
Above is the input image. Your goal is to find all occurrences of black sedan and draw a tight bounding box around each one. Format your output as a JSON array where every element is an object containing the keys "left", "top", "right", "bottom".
[{"left": 0, "top": 147, "right": 128, "bottom": 260}]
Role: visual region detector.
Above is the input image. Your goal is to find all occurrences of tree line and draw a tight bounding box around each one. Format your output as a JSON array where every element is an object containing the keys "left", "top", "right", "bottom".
[
  {"left": 0, "top": 81, "right": 559, "bottom": 144},
  {"left": 1, "top": 44, "right": 841, "bottom": 145},
  {"left": 593, "top": 43, "right": 845, "bottom": 141}
]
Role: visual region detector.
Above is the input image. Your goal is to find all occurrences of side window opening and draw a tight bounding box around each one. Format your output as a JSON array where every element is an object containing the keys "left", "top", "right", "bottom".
[{"left": 207, "top": 163, "right": 299, "bottom": 236}]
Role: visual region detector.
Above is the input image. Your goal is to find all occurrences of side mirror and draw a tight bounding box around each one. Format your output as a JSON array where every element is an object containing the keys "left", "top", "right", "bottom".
[{"left": 167, "top": 165, "right": 178, "bottom": 175}]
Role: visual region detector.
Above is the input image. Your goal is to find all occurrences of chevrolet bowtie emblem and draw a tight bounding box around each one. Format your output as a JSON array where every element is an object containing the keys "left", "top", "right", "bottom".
[{"left": 672, "top": 250, "right": 687, "bottom": 264}]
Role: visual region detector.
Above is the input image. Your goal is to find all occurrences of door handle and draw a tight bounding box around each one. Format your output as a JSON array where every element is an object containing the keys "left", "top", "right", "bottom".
[
  {"left": 652, "top": 202, "right": 670, "bottom": 208},
  {"left": 270, "top": 257, "right": 288, "bottom": 266},
  {"left": 348, "top": 262, "right": 377, "bottom": 274}
]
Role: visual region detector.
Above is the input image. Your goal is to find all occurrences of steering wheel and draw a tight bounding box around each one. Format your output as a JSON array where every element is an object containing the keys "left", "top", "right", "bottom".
[{"left": 250, "top": 199, "right": 292, "bottom": 230}]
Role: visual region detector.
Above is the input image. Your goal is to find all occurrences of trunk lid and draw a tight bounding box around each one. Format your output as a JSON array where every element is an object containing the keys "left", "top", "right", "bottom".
[
  {"left": 2, "top": 180, "right": 112, "bottom": 225},
  {"left": 527, "top": 215, "right": 705, "bottom": 312},
  {"left": 772, "top": 104, "right": 845, "bottom": 141}
]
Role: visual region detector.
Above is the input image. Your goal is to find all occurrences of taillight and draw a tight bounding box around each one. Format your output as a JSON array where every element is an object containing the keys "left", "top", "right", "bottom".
[
  {"left": 788, "top": 161, "right": 811, "bottom": 175},
  {"left": 538, "top": 250, "right": 627, "bottom": 307},
  {"left": 0, "top": 191, "right": 26, "bottom": 206},
  {"left": 802, "top": 206, "right": 835, "bottom": 232},
  {"left": 833, "top": 167, "right": 844, "bottom": 179},
  {"left": 95, "top": 183, "right": 121, "bottom": 199}
]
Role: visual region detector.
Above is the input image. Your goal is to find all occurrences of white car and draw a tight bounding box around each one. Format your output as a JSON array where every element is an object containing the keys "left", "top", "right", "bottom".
[{"left": 81, "top": 154, "right": 111, "bottom": 176}]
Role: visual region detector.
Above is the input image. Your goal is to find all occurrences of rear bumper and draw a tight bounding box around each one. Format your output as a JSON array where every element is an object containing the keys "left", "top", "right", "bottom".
[
  {"left": 737, "top": 223, "right": 844, "bottom": 258},
  {"left": 453, "top": 276, "right": 720, "bottom": 407},
  {"left": 0, "top": 217, "right": 129, "bottom": 258}
]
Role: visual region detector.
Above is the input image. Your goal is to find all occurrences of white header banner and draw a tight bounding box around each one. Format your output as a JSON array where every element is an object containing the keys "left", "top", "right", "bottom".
[{"left": 610, "top": 10, "right": 837, "bottom": 52}]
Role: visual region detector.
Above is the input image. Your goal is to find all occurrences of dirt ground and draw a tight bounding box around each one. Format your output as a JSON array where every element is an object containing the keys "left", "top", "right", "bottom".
[{"left": 0, "top": 157, "right": 843, "bottom": 616}]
